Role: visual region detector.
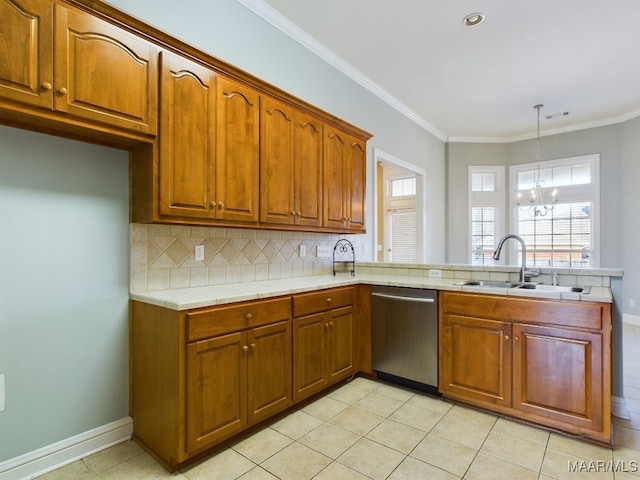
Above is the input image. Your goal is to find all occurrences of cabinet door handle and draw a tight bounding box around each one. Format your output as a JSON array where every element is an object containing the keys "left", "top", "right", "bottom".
[
  {"left": 324, "top": 323, "right": 329, "bottom": 329},
  {"left": 250, "top": 343, "right": 256, "bottom": 350},
  {"left": 291, "top": 210, "right": 296, "bottom": 216},
  {"left": 57, "top": 87, "right": 68, "bottom": 95},
  {"left": 505, "top": 334, "right": 510, "bottom": 341},
  {"left": 329, "top": 321, "right": 334, "bottom": 328},
  {"left": 297, "top": 211, "right": 301, "bottom": 216},
  {"left": 41, "top": 82, "right": 52, "bottom": 91},
  {"left": 218, "top": 201, "right": 224, "bottom": 209},
  {"left": 242, "top": 345, "right": 249, "bottom": 352},
  {"left": 514, "top": 336, "right": 520, "bottom": 342},
  {"left": 210, "top": 201, "right": 217, "bottom": 207}
]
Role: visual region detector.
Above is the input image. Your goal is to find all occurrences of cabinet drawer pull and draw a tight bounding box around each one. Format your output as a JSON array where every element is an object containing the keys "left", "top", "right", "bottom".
[
  {"left": 326, "top": 298, "right": 332, "bottom": 304},
  {"left": 41, "top": 82, "right": 52, "bottom": 91},
  {"left": 57, "top": 87, "right": 68, "bottom": 95},
  {"left": 245, "top": 313, "right": 253, "bottom": 320}
]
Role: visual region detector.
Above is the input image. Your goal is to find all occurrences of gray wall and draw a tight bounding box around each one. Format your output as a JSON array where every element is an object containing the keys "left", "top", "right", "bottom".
[
  {"left": 105, "top": 0, "right": 447, "bottom": 262},
  {"left": 0, "top": 126, "right": 130, "bottom": 461},
  {"left": 622, "top": 116, "right": 640, "bottom": 318}
]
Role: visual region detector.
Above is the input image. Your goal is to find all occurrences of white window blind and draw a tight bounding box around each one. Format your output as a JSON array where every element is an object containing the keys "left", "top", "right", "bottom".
[{"left": 390, "top": 211, "right": 417, "bottom": 263}]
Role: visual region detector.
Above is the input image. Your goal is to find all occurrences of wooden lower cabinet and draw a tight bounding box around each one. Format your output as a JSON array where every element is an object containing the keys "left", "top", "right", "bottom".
[
  {"left": 292, "top": 287, "right": 357, "bottom": 403},
  {"left": 439, "top": 291, "right": 612, "bottom": 445},
  {"left": 186, "top": 320, "right": 291, "bottom": 453},
  {"left": 130, "top": 297, "right": 292, "bottom": 469},
  {"left": 130, "top": 286, "right": 362, "bottom": 470}
]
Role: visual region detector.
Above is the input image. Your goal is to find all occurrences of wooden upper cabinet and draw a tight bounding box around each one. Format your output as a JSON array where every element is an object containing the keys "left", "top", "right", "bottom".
[
  {"left": 0, "top": 0, "right": 53, "bottom": 108},
  {"left": 347, "top": 137, "right": 366, "bottom": 231},
  {"left": 323, "top": 125, "right": 366, "bottom": 232},
  {"left": 260, "top": 96, "right": 295, "bottom": 225},
  {"left": 216, "top": 76, "right": 259, "bottom": 223},
  {"left": 294, "top": 111, "right": 323, "bottom": 227},
  {"left": 53, "top": 5, "right": 158, "bottom": 135},
  {"left": 323, "top": 126, "right": 347, "bottom": 229},
  {"left": 260, "top": 97, "right": 323, "bottom": 228},
  {"left": 158, "top": 52, "right": 216, "bottom": 219}
]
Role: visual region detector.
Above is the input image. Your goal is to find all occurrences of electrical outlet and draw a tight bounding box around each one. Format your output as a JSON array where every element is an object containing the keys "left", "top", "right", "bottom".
[
  {"left": 0, "top": 374, "right": 5, "bottom": 412},
  {"left": 631, "top": 299, "right": 636, "bottom": 309},
  {"left": 195, "top": 245, "right": 205, "bottom": 262},
  {"left": 299, "top": 244, "right": 307, "bottom": 258},
  {"left": 317, "top": 245, "right": 331, "bottom": 258},
  {"left": 428, "top": 269, "right": 442, "bottom": 278}
]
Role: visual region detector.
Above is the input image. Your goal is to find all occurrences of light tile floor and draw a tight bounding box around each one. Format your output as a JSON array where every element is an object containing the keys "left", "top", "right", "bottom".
[{"left": 39, "top": 323, "right": 640, "bottom": 480}]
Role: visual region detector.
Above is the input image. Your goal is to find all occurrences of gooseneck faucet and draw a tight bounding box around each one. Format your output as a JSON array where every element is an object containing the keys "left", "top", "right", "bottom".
[{"left": 492, "top": 234, "right": 528, "bottom": 283}]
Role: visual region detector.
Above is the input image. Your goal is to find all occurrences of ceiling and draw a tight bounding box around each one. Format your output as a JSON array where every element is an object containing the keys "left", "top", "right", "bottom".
[{"left": 240, "top": 0, "right": 640, "bottom": 142}]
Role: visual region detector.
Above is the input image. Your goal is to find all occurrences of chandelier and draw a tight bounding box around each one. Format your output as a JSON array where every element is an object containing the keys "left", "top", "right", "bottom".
[{"left": 517, "top": 104, "right": 558, "bottom": 217}]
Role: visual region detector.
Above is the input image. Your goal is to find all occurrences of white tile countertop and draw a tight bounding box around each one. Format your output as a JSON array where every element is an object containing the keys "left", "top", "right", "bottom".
[{"left": 130, "top": 272, "right": 613, "bottom": 311}]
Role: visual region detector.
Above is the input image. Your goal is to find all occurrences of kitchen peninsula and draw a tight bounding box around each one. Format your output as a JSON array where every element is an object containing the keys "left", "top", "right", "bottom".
[{"left": 130, "top": 261, "right": 618, "bottom": 469}]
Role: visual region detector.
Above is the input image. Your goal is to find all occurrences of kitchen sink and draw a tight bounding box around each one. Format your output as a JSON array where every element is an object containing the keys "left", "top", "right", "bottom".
[
  {"left": 457, "top": 280, "right": 591, "bottom": 294},
  {"left": 456, "top": 280, "right": 521, "bottom": 288},
  {"left": 517, "top": 283, "right": 592, "bottom": 294}
]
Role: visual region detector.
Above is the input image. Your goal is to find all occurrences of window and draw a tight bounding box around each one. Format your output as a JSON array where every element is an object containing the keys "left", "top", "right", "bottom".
[
  {"left": 469, "top": 167, "right": 505, "bottom": 264},
  {"left": 390, "top": 177, "right": 416, "bottom": 197},
  {"left": 511, "top": 154, "right": 599, "bottom": 268}
]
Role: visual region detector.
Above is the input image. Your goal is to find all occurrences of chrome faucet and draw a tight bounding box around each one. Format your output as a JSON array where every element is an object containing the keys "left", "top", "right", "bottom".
[{"left": 492, "top": 234, "right": 529, "bottom": 283}]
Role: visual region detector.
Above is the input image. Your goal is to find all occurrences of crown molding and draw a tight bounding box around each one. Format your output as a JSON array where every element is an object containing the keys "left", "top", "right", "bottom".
[
  {"left": 236, "top": 0, "right": 448, "bottom": 142},
  {"left": 450, "top": 107, "right": 640, "bottom": 143}
]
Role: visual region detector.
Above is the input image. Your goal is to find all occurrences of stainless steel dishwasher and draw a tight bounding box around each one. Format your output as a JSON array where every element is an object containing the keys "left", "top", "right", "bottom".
[{"left": 371, "top": 286, "right": 438, "bottom": 393}]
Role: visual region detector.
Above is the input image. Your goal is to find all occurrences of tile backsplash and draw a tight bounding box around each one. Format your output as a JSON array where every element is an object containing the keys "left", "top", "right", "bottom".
[{"left": 130, "top": 224, "right": 359, "bottom": 293}]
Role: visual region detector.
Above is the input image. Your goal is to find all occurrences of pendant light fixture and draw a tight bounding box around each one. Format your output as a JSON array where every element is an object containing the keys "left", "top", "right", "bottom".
[{"left": 517, "top": 104, "right": 558, "bottom": 217}]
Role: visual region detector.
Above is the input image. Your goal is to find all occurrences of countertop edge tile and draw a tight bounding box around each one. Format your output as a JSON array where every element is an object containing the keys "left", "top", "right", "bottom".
[{"left": 130, "top": 273, "right": 613, "bottom": 311}]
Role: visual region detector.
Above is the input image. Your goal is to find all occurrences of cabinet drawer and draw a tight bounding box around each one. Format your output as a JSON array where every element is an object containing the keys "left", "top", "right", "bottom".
[
  {"left": 441, "top": 292, "right": 603, "bottom": 330},
  {"left": 188, "top": 297, "right": 291, "bottom": 342},
  {"left": 293, "top": 287, "right": 355, "bottom": 318}
]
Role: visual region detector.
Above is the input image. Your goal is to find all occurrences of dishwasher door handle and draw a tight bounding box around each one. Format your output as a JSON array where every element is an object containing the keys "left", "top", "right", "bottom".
[{"left": 371, "top": 292, "right": 436, "bottom": 303}]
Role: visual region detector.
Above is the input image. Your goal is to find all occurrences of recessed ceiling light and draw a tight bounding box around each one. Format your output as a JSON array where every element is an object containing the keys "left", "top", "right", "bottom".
[{"left": 463, "top": 12, "right": 486, "bottom": 27}]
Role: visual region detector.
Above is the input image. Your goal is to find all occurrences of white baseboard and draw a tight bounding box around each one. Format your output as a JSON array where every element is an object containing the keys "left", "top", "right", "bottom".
[
  {"left": 0, "top": 417, "right": 133, "bottom": 480},
  {"left": 612, "top": 395, "right": 631, "bottom": 420},
  {"left": 624, "top": 313, "right": 640, "bottom": 326}
]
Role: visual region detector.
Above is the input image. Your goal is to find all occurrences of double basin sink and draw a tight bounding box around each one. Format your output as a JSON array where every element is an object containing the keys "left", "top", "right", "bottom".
[{"left": 457, "top": 280, "right": 592, "bottom": 294}]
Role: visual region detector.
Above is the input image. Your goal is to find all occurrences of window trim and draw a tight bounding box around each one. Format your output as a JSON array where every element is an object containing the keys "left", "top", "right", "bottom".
[{"left": 509, "top": 154, "right": 600, "bottom": 268}]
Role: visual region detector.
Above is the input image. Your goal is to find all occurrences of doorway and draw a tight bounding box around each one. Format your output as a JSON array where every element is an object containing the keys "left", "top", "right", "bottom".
[{"left": 373, "top": 148, "right": 426, "bottom": 263}]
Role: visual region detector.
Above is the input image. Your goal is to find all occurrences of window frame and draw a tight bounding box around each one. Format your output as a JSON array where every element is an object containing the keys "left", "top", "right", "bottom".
[
  {"left": 509, "top": 154, "right": 600, "bottom": 268},
  {"left": 468, "top": 166, "right": 505, "bottom": 265}
]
